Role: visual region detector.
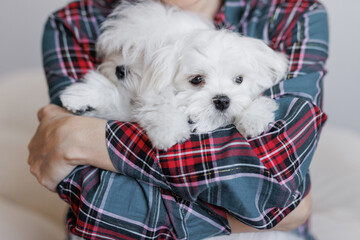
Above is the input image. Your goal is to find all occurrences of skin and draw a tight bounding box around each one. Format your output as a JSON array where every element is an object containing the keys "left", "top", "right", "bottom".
[
  {"left": 160, "top": 0, "right": 223, "bottom": 18},
  {"left": 28, "top": 0, "right": 312, "bottom": 233}
]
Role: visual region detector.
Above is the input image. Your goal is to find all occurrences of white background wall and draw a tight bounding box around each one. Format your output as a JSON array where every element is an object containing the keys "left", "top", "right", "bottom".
[
  {"left": 0, "top": 0, "right": 359, "bottom": 133},
  {"left": 0, "top": 0, "right": 68, "bottom": 74}
]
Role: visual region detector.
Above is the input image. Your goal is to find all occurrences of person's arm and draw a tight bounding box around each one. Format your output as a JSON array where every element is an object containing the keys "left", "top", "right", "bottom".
[
  {"left": 29, "top": 104, "right": 311, "bottom": 237},
  {"left": 228, "top": 193, "right": 312, "bottom": 233}
]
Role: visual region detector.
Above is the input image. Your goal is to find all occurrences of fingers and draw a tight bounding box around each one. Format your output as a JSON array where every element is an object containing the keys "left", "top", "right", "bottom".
[
  {"left": 27, "top": 122, "right": 43, "bottom": 165},
  {"left": 28, "top": 156, "right": 57, "bottom": 192},
  {"left": 27, "top": 146, "right": 39, "bottom": 166},
  {"left": 27, "top": 153, "right": 33, "bottom": 166},
  {"left": 29, "top": 104, "right": 74, "bottom": 193},
  {"left": 37, "top": 105, "right": 54, "bottom": 121},
  {"left": 37, "top": 104, "right": 71, "bottom": 122}
]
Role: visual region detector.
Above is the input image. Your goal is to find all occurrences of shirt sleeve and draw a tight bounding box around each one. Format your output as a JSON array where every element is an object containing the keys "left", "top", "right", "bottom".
[
  {"left": 42, "top": 1, "right": 99, "bottom": 105},
  {"left": 106, "top": 1, "right": 328, "bottom": 229},
  {"left": 58, "top": 166, "right": 230, "bottom": 240}
]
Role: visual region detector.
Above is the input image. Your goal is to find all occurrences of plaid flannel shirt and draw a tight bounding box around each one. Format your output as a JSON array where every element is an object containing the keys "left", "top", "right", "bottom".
[{"left": 42, "top": 0, "right": 328, "bottom": 239}]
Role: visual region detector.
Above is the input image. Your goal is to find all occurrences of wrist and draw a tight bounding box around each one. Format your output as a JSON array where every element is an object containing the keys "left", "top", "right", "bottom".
[
  {"left": 275, "top": 194, "right": 312, "bottom": 231},
  {"left": 227, "top": 214, "right": 260, "bottom": 233},
  {"left": 66, "top": 116, "right": 117, "bottom": 172},
  {"left": 61, "top": 115, "right": 105, "bottom": 164}
]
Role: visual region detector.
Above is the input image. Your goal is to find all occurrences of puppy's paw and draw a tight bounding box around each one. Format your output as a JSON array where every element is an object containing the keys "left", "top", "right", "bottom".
[
  {"left": 60, "top": 71, "right": 125, "bottom": 118},
  {"left": 60, "top": 83, "right": 98, "bottom": 115},
  {"left": 235, "top": 96, "right": 278, "bottom": 138},
  {"left": 147, "top": 125, "right": 190, "bottom": 150},
  {"left": 134, "top": 90, "right": 191, "bottom": 150},
  {"left": 139, "top": 111, "right": 191, "bottom": 150}
]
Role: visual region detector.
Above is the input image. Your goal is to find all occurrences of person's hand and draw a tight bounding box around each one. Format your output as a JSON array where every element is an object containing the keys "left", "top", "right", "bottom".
[
  {"left": 27, "top": 104, "right": 114, "bottom": 192},
  {"left": 228, "top": 193, "right": 312, "bottom": 233}
]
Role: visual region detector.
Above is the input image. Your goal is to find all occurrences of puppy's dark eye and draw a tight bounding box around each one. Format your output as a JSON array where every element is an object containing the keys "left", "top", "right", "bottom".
[
  {"left": 235, "top": 76, "right": 243, "bottom": 84},
  {"left": 189, "top": 75, "right": 204, "bottom": 86},
  {"left": 115, "top": 65, "right": 128, "bottom": 80}
]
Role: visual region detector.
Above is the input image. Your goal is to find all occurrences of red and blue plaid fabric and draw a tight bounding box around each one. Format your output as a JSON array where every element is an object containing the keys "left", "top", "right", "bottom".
[{"left": 42, "top": 0, "right": 328, "bottom": 239}]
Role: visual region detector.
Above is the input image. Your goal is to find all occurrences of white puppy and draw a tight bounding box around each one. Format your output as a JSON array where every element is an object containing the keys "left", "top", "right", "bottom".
[
  {"left": 165, "top": 29, "right": 288, "bottom": 137},
  {"left": 135, "top": 26, "right": 288, "bottom": 149},
  {"left": 61, "top": 0, "right": 287, "bottom": 150},
  {"left": 61, "top": 0, "right": 212, "bottom": 148}
]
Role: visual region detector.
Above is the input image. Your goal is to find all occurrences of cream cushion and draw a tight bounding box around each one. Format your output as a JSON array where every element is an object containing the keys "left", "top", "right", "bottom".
[
  {"left": 0, "top": 71, "right": 67, "bottom": 240},
  {"left": 311, "top": 126, "right": 360, "bottom": 239}
]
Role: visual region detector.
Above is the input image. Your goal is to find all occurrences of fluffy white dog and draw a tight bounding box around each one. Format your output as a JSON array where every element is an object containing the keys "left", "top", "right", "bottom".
[
  {"left": 149, "top": 28, "right": 288, "bottom": 136},
  {"left": 61, "top": 0, "right": 288, "bottom": 150},
  {"left": 61, "top": 0, "right": 213, "bottom": 148}
]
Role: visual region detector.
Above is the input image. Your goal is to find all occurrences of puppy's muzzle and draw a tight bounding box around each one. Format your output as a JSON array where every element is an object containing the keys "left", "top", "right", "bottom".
[{"left": 213, "top": 95, "right": 230, "bottom": 111}]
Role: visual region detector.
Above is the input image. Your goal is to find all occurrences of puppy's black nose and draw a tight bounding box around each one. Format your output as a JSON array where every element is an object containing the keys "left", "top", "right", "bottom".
[
  {"left": 213, "top": 95, "right": 230, "bottom": 111},
  {"left": 115, "top": 65, "right": 127, "bottom": 80}
]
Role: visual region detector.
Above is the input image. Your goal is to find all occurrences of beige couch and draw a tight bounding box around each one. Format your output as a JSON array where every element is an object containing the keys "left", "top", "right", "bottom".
[
  {"left": 0, "top": 71, "right": 67, "bottom": 240},
  {"left": 0, "top": 70, "right": 359, "bottom": 240}
]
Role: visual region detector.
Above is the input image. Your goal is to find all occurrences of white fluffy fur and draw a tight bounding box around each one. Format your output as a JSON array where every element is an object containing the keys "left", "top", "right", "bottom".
[
  {"left": 96, "top": 0, "right": 213, "bottom": 67},
  {"left": 165, "top": 29, "right": 288, "bottom": 135},
  {"left": 61, "top": 70, "right": 133, "bottom": 121},
  {"left": 60, "top": 0, "right": 288, "bottom": 150}
]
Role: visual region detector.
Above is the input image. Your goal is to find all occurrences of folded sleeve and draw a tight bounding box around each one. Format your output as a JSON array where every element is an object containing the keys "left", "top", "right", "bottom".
[{"left": 106, "top": 0, "right": 328, "bottom": 229}]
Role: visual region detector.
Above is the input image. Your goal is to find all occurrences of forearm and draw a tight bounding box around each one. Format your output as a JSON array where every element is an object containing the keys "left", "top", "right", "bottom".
[
  {"left": 58, "top": 165, "right": 230, "bottom": 239},
  {"left": 71, "top": 116, "right": 117, "bottom": 173},
  {"left": 56, "top": 113, "right": 314, "bottom": 232},
  {"left": 54, "top": 107, "right": 316, "bottom": 230},
  {"left": 105, "top": 100, "right": 320, "bottom": 229}
]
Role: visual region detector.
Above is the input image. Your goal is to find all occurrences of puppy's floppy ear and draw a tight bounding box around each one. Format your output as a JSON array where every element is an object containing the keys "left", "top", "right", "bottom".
[
  {"left": 140, "top": 43, "right": 181, "bottom": 93},
  {"left": 96, "top": 0, "right": 152, "bottom": 60},
  {"left": 250, "top": 38, "right": 289, "bottom": 89}
]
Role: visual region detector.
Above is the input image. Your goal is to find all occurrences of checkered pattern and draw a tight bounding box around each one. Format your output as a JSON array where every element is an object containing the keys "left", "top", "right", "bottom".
[{"left": 43, "top": 0, "right": 328, "bottom": 239}]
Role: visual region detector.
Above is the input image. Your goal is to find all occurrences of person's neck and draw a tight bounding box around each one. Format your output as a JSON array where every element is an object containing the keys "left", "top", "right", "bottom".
[{"left": 178, "top": 0, "right": 223, "bottom": 19}]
